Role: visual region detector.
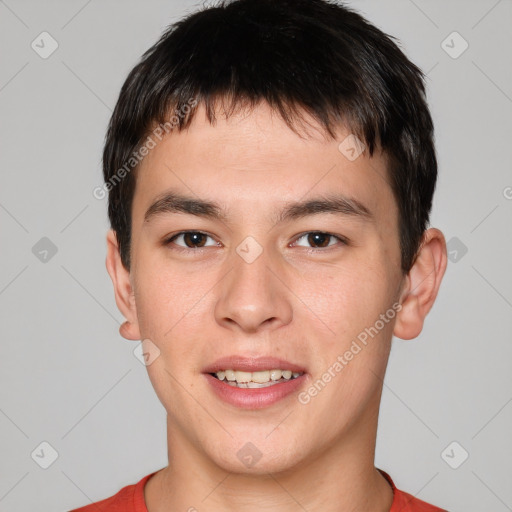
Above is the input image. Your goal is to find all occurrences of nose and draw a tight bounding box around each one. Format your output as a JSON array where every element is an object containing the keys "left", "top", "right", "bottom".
[{"left": 214, "top": 246, "right": 293, "bottom": 333}]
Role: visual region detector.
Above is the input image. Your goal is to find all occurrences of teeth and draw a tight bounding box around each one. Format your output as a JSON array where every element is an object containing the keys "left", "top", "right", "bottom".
[
  {"left": 246, "top": 381, "right": 268, "bottom": 388},
  {"left": 252, "top": 370, "right": 270, "bottom": 383},
  {"left": 213, "top": 368, "right": 303, "bottom": 384},
  {"left": 270, "top": 369, "right": 282, "bottom": 381},
  {"left": 235, "top": 371, "right": 252, "bottom": 383}
]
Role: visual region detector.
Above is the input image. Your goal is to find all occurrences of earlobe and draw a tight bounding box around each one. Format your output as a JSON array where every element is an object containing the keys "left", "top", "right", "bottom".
[
  {"left": 393, "top": 228, "right": 447, "bottom": 340},
  {"left": 119, "top": 320, "right": 139, "bottom": 340},
  {"left": 105, "top": 229, "right": 141, "bottom": 341}
]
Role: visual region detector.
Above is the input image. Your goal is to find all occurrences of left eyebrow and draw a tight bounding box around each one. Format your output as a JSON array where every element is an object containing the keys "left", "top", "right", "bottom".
[
  {"left": 143, "top": 191, "right": 373, "bottom": 225},
  {"left": 273, "top": 194, "right": 374, "bottom": 225}
]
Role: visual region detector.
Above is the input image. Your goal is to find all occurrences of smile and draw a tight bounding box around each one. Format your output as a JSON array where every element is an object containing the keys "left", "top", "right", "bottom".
[{"left": 211, "top": 369, "right": 303, "bottom": 388}]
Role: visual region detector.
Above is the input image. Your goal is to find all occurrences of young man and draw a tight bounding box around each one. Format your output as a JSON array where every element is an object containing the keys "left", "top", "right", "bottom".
[{"left": 72, "top": 0, "right": 448, "bottom": 510}]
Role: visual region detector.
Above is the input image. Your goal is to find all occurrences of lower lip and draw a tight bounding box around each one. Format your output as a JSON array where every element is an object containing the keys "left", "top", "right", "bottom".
[{"left": 204, "top": 373, "right": 306, "bottom": 409}]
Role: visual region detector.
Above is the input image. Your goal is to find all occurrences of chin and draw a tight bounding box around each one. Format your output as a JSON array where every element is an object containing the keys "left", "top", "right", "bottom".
[{"left": 203, "top": 432, "right": 306, "bottom": 476}]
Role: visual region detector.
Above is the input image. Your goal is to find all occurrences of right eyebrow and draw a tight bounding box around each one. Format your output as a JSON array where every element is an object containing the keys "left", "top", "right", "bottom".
[{"left": 144, "top": 191, "right": 229, "bottom": 224}]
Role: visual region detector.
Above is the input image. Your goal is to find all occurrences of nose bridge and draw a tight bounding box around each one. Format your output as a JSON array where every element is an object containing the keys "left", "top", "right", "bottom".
[{"left": 214, "top": 240, "right": 292, "bottom": 332}]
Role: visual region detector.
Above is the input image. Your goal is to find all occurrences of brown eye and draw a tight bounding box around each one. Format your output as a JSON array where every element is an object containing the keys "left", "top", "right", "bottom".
[
  {"left": 293, "top": 232, "right": 347, "bottom": 249},
  {"left": 167, "top": 231, "right": 217, "bottom": 249}
]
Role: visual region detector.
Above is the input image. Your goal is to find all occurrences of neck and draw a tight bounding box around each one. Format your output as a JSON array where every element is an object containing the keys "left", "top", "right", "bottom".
[{"left": 145, "top": 413, "right": 393, "bottom": 512}]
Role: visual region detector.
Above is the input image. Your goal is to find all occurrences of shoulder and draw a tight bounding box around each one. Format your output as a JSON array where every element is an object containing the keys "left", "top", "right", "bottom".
[
  {"left": 380, "top": 470, "right": 448, "bottom": 512},
  {"left": 68, "top": 472, "right": 156, "bottom": 512}
]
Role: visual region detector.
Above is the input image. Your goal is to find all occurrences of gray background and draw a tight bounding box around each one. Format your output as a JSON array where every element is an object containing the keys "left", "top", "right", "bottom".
[{"left": 1, "top": 0, "right": 511, "bottom": 510}]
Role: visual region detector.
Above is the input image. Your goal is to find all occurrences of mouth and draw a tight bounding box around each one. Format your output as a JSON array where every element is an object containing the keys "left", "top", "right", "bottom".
[
  {"left": 209, "top": 369, "right": 304, "bottom": 388},
  {"left": 202, "top": 356, "right": 307, "bottom": 408}
]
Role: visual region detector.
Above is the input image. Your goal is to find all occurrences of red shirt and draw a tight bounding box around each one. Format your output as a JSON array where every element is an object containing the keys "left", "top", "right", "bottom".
[{"left": 69, "top": 470, "right": 447, "bottom": 511}]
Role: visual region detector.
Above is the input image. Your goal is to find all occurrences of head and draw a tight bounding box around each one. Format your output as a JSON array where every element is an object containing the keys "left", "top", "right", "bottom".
[{"left": 105, "top": 0, "right": 446, "bottom": 475}]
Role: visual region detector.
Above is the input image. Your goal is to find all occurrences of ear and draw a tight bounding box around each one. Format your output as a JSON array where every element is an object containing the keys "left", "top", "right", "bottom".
[
  {"left": 105, "top": 229, "right": 141, "bottom": 341},
  {"left": 394, "top": 228, "right": 447, "bottom": 340}
]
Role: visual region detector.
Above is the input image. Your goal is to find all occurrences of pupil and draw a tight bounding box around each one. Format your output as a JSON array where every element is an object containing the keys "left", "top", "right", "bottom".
[{"left": 308, "top": 232, "right": 329, "bottom": 248}]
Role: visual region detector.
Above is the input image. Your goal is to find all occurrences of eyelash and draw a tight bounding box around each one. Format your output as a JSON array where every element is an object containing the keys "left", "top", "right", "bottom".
[{"left": 163, "top": 231, "right": 348, "bottom": 253}]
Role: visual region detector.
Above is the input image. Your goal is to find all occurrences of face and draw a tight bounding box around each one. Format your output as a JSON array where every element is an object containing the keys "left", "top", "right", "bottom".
[{"left": 114, "top": 101, "right": 409, "bottom": 474}]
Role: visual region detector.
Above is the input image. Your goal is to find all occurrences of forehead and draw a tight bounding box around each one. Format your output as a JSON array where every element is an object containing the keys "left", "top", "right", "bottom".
[{"left": 133, "top": 101, "right": 395, "bottom": 225}]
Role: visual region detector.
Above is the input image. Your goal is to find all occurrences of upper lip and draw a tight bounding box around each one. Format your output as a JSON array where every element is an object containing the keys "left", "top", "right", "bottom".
[{"left": 202, "top": 356, "right": 306, "bottom": 374}]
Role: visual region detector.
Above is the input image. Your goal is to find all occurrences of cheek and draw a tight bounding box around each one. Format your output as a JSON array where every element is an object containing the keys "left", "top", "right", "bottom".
[
  {"left": 293, "top": 260, "right": 396, "bottom": 345},
  {"left": 133, "top": 262, "right": 217, "bottom": 398},
  {"left": 134, "top": 258, "right": 209, "bottom": 336},
  {"left": 134, "top": 267, "right": 209, "bottom": 406}
]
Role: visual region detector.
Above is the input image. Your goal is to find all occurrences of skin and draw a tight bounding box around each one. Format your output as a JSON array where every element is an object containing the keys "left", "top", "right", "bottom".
[{"left": 106, "top": 101, "right": 447, "bottom": 512}]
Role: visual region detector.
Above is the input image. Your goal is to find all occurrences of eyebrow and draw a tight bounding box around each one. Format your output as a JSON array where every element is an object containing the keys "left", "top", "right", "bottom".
[{"left": 143, "top": 190, "right": 373, "bottom": 224}]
